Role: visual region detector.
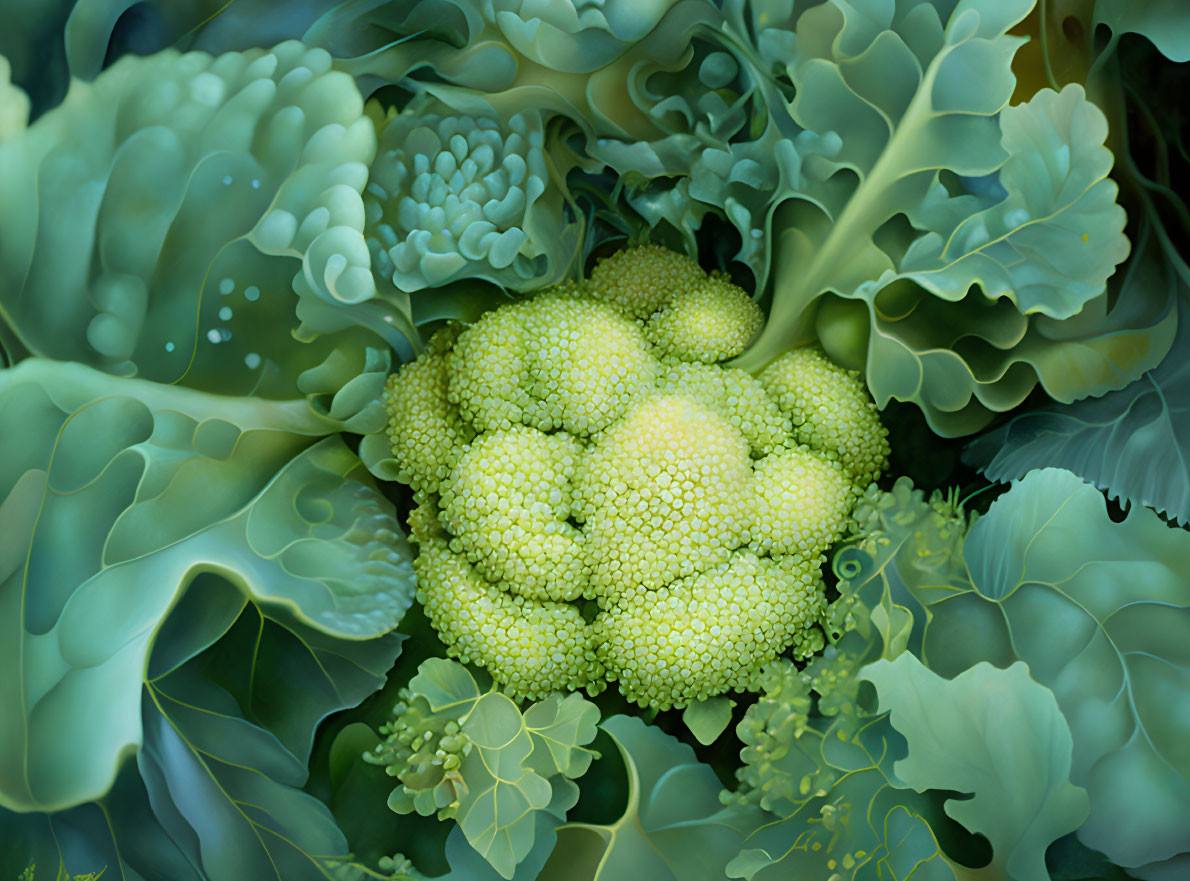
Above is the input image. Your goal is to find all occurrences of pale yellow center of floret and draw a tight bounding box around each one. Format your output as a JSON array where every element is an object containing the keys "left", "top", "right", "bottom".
[
  {"left": 385, "top": 249, "right": 891, "bottom": 709},
  {"left": 657, "top": 361, "right": 791, "bottom": 457},
  {"left": 581, "top": 394, "right": 752, "bottom": 604},
  {"left": 749, "top": 447, "right": 854, "bottom": 560}
]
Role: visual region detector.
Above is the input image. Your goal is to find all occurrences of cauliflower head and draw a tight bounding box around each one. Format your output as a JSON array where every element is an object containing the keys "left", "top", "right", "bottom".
[{"left": 383, "top": 245, "right": 891, "bottom": 708}]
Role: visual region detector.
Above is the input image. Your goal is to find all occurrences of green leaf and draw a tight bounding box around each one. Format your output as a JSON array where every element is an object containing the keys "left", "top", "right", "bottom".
[
  {"left": 139, "top": 661, "right": 354, "bottom": 881},
  {"left": 1094, "top": 0, "right": 1190, "bottom": 62},
  {"left": 730, "top": 1, "right": 1174, "bottom": 436},
  {"left": 901, "top": 84, "right": 1127, "bottom": 321},
  {"left": 728, "top": 716, "right": 959, "bottom": 881},
  {"left": 524, "top": 693, "right": 602, "bottom": 778},
  {"left": 736, "top": 0, "right": 1033, "bottom": 373},
  {"left": 541, "top": 714, "right": 747, "bottom": 881},
  {"left": 923, "top": 468, "right": 1190, "bottom": 879},
  {"left": 2, "top": 579, "right": 406, "bottom": 881},
  {"left": 832, "top": 478, "right": 973, "bottom": 663},
  {"left": 0, "top": 762, "right": 200, "bottom": 880},
  {"left": 456, "top": 693, "right": 554, "bottom": 878},
  {"left": 369, "top": 658, "right": 599, "bottom": 879},
  {"left": 0, "top": 359, "right": 414, "bottom": 813},
  {"left": 682, "top": 696, "right": 736, "bottom": 746},
  {"left": 0, "top": 43, "right": 413, "bottom": 396},
  {"left": 861, "top": 655, "right": 1090, "bottom": 881},
  {"left": 968, "top": 291, "right": 1190, "bottom": 526}
]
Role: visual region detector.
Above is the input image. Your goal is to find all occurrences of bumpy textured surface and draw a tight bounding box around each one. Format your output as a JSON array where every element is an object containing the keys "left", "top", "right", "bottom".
[
  {"left": 761, "top": 346, "right": 891, "bottom": 486},
  {"left": 0, "top": 41, "right": 380, "bottom": 384},
  {"left": 366, "top": 108, "right": 563, "bottom": 291},
  {"left": 586, "top": 244, "right": 708, "bottom": 318},
  {"left": 384, "top": 246, "right": 891, "bottom": 708},
  {"left": 645, "top": 275, "right": 765, "bottom": 363}
]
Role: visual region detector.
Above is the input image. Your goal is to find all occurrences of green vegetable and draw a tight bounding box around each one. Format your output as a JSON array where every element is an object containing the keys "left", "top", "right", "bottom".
[
  {"left": 378, "top": 245, "right": 891, "bottom": 708},
  {"left": 366, "top": 658, "right": 599, "bottom": 880},
  {"left": 366, "top": 101, "right": 580, "bottom": 292},
  {"left": 0, "top": 41, "right": 406, "bottom": 394}
]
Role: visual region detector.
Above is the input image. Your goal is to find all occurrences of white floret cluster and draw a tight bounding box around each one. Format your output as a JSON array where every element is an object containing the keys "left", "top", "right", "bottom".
[{"left": 384, "top": 245, "right": 891, "bottom": 708}]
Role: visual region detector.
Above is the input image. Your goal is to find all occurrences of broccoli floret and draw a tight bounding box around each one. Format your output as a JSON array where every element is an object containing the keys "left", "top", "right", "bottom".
[
  {"left": 595, "top": 552, "right": 826, "bottom": 709},
  {"left": 383, "top": 328, "right": 474, "bottom": 495},
  {"left": 585, "top": 244, "right": 706, "bottom": 319},
  {"left": 657, "top": 361, "right": 791, "bottom": 457},
  {"left": 383, "top": 245, "right": 892, "bottom": 708},
  {"left": 580, "top": 394, "right": 752, "bottom": 605},
  {"left": 439, "top": 425, "right": 588, "bottom": 602},
  {"left": 448, "top": 293, "right": 656, "bottom": 435},
  {"left": 750, "top": 446, "right": 854, "bottom": 560},
  {"left": 414, "top": 537, "right": 604, "bottom": 699},
  {"left": 644, "top": 275, "right": 765, "bottom": 363},
  {"left": 760, "top": 345, "right": 891, "bottom": 486}
]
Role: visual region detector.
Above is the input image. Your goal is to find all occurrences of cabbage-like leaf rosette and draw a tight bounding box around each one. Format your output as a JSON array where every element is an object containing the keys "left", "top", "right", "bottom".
[{"left": 366, "top": 105, "right": 575, "bottom": 291}]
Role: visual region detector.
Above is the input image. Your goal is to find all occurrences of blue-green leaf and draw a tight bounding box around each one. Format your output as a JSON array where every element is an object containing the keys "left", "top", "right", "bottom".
[
  {"left": 542, "top": 715, "right": 748, "bottom": 881},
  {"left": 861, "top": 655, "right": 1089, "bottom": 881},
  {"left": 1094, "top": 0, "right": 1190, "bottom": 62},
  {"left": 925, "top": 468, "right": 1190, "bottom": 880},
  {"left": 902, "top": 84, "right": 1128, "bottom": 320},
  {"left": 0, "top": 359, "right": 413, "bottom": 813},
  {"left": 967, "top": 293, "right": 1190, "bottom": 526}
]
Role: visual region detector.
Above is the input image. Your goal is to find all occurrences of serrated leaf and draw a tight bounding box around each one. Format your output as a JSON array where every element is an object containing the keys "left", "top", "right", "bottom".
[{"left": 861, "top": 655, "right": 1089, "bottom": 881}]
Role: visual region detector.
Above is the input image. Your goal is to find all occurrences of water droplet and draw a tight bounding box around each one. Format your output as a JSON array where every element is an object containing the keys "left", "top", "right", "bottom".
[
  {"left": 165, "top": 341, "right": 175, "bottom": 352},
  {"left": 220, "top": 328, "right": 232, "bottom": 342},
  {"left": 219, "top": 306, "right": 233, "bottom": 321},
  {"left": 223, "top": 175, "right": 233, "bottom": 186},
  {"left": 207, "top": 329, "right": 222, "bottom": 343},
  {"left": 244, "top": 285, "right": 260, "bottom": 301},
  {"left": 219, "top": 278, "right": 235, "bottom": 295},
  {"left": 251, "top": 179, "right": 261, "bottom": 189},
  {"left": 245, "top": 352, "right": 262, "bottom": 369}
]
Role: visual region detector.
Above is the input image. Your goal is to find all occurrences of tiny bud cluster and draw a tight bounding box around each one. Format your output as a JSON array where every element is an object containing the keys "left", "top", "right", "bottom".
[{"left": 363, "top": 689, "right": 473, "bottom": 819}]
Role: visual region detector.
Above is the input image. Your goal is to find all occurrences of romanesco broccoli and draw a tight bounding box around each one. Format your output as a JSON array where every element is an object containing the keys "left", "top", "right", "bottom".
[{"left": 382, "top": 245, "right": 891, "bottom": 709}]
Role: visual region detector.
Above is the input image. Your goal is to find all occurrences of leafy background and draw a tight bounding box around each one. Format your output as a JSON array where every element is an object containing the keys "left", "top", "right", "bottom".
[{"left": 0, "top": 0, "right": 1188, "bottom": 880}]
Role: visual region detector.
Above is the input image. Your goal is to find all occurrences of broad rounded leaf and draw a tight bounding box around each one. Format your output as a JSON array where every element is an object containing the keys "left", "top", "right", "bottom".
[
  {"left": 924, "top": 468, "right": 1190, "bottom": 878},
  {"left": 861, "top": 655, "right": 1090, "bottom": 881},
  {"left": 541, "top": 714, "right": 747, "bottom": 881}
]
